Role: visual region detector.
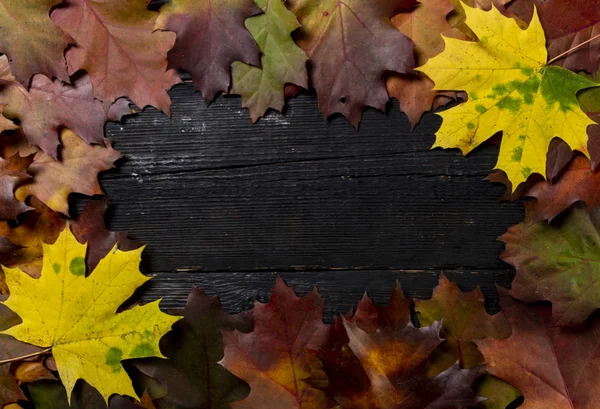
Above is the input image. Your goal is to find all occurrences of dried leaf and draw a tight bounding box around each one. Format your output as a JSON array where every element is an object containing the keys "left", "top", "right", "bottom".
[
  {"left": 70, "top": 198, "right": 141, "bottom": 272},
  {"left": 221, "top": 276, "right": 331, "bottom": 409},
  {"left": 0, "top": 56, "right": 132, "bottom": 157},
  {"left": 476, "top": 289, "right": 600, "bottom": 409},
  {"left": 387, "top": 0, "right": 469, "bottom": 128},
  {"left": 0, "top": 198, "right": 65, "bottom": 278},
  {"left": 15, "top": 129, "right": 122, "bottom": 215},
  {"left": 13, "top": 360, "right": 56, "bottom": 384},
  {"left": 52, "top": 0, "right": 181, "bottom": 113},
  {"left": 155, "top": 0, "right": 261, "bottom": 102},
  {"left": 0, "top": 154, "right": 33, "bottom": 221},
  {"left": 0, "top": 0, "right": 72, "bottom": 86},
  {"left": 287, "top": 0, "right": 416, "bottom": 126},
  {"left": 415, "top": 274, "right": 520, "bottom": 409}
]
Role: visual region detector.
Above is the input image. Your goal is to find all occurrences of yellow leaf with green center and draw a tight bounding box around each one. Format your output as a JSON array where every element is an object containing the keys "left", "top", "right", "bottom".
[
  {"left": 231, "top": 0, "right": 308, "bottom": 122},
  {"left": 0, "top": 228, "right": 181, "bottom": 404},
  {"left": 417, "top": 2, "right": 600, "bottom": 189}
]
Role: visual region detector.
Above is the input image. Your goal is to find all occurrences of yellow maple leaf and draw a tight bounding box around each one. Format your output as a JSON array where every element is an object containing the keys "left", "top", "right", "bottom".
[
  {"left": 1, "top": 228, "right": 180, "bottom": 403},
  {"left": 417, "top": 2, "right": 600, "bottom": 188}
]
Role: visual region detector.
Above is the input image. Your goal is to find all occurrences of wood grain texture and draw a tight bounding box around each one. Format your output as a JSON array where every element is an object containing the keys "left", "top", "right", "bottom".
[{"left": 91, "top": 82, "right": 524, "bottom": 314}]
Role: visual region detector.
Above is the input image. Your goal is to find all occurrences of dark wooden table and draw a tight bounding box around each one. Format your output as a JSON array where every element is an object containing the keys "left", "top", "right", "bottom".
[{"left": 96, "top": 82, "right": 524, "bottom": 319}]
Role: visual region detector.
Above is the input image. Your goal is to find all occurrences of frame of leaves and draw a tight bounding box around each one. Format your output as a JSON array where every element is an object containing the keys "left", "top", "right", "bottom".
[{"left": 0, "top": 0, "right": 599, "bottom": 408}]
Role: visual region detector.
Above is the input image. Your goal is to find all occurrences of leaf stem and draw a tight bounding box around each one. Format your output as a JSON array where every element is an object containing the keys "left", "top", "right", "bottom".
[
  {"left": 0, "top": 348, "right": 52, "bottom": 365},
  {"left": 547, "top": 33, "right": 600, "bottom": 65}
]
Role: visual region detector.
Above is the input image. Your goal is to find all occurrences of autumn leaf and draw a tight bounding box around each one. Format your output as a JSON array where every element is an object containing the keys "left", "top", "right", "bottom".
[
  {"left": 287, "top": 0, "right": 416, "bottom": 126},
  {"left": 476, "top": 289, "right": 600, "bottom": 409},
  {"left": 0, "top": 198, "right": 65, "bottom": 278},
  {"left": 351, "top": 282, "right": 411, "bottom": 333},
  {"left": 387, "top": 0, "right": 469, "bottom": 128},
  {"left": 520, "top": 155, "right": 600, "bottom": 221},
  {"left": 503, "top": 0, "right": 600, "bottom": 75},
  {"left": 415, "top": 274, "right": 520, "bottom": 409},
  {"left": 15, "top": 129, "right": 122, "bottom": 215},
  {"left": 51, "top": 0, "right": 181, "bottom": 114},
  {"left": 135, "top": 287, "right": 252, "bottom": 409},
  {"left": 0, "top": 153, "right": 33, "bottom": 221},
  {"left": 312, "top": 290, "right": 482, "bottom": 409},
  {"left": 417, "top": 3, "right": 599, "bottom": 189},
  {"left": 501, "top": 203, "right": 600, "bottom": 326},
  {"left": 1, "top": 227, "right": 181, "bottom": 403},
  {"left": 0, "top": 304, "right": 44, "bottom": 406},
  {"left": 0, "top": 56, "right": 133, "bottom": 157},
  {"left": 221, "top": 276, "right": 331, "bottom": 409},
  {"left": 0, "top": 0, "right": 72, "bottom": 87},
  {"left": 317, "top": 318, "right": 482, "bottom": 408},
  {"left": 231, "top": 0, "right": 308, "bottom": 122},
  {"left": 155, "top": 0, "right": 261, "bottom": 103},
  {"left": 70, "top": 198, "right": 141, "bottom": 272}
]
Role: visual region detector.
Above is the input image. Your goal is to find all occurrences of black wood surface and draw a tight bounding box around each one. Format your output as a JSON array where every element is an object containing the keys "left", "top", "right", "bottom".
[{"left": 94, "top": 81, "right": 524, "bottom": 317}]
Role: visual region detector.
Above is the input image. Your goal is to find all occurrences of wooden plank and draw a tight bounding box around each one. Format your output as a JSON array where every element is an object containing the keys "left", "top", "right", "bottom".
[
  {"left": 94, "top": 83, "right": 523, "bottom": 308},
  {"left": 138, "top": 269, "right": 514, "bottom": 318}
]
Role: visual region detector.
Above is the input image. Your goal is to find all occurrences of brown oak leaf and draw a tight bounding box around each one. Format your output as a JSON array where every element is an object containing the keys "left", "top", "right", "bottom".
[
  {"left": 15, "top": 129, "right": 122, "bottom": 215},
  {"left": 221, "top": 276, "right": 332, "bottom": 409},
  {"left": 155, "top": 0, "right": 261, "bottom": 103},
  {"left": 52, "top": 0, "right": 181, "bottom": 113},
  {"left": 0, "top": 0, "right": 72, "bottom": 87},
  {"left": 476, "top": 289, "right": 600, "bottom": 409},
  {"left": 0, "top": 55, "right": 133, "bottom": 157},
  {"left": 287, "top": 0, "right": 417, "bottom": 126}
]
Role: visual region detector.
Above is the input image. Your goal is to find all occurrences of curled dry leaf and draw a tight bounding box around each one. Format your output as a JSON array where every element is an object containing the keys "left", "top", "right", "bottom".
[
  {"left": 1, "top": 228, "right": 181, "bottom": 403},
  {"left": 476, "top": 290, "right": 600, "bottom": 409},
  {"left": 417, "top": 3, "right": 599, "bottom": 189},
  {"left": 415, "top": 274, "right": 520, "bottom": 409},
  {"left": 0, "top": 0, "right": 72, "bottom": 86},
  {"left": 221, "top": 276, "right": 331, "bottom": 409},
  {"left": 387, "top": 0, "right": 469, "bottom": 128},
  {"left": 231, "top": 0, "right": 308, "bottom": 122},
  {"left": 155, "top": 0, "right": 261, "bottom": 103},
  {"left": 135, "top": 287, "right": 252, "bottom": 409},
  {"left": 13, "top": 361, "right": 56, "bottom": 384},
  {"left": 52, "top": 0, "right": 181, "bottom": 114},
  {"left": 0, "top": 56, "right": 133, "bottom": 157},
  {"left": 15, "top": 129, "right": 122, "bottom": 215},
  {"left": 501, "top": 204, "right": 600, "bottom": 326},
  {"left": 287, "top": 0, "right": 417, "bottom": 126}
]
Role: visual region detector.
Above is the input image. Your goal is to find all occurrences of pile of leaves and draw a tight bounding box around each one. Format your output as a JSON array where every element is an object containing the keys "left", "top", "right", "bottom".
[{"left": 0, "top": 0, "right": 599, "bottom": 408}]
